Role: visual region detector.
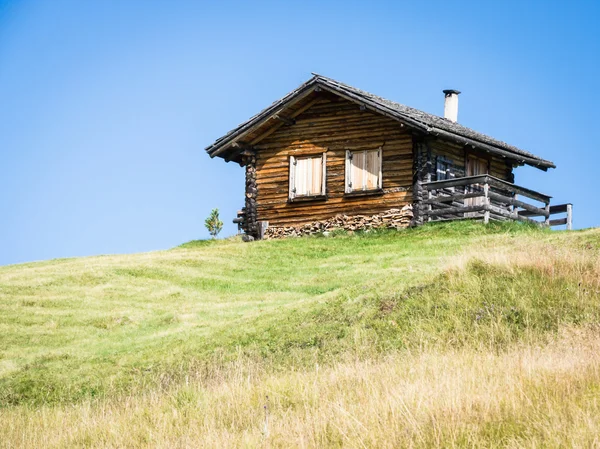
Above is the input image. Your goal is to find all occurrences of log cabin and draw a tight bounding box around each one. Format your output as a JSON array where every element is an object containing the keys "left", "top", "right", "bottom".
[{"left": 205, "top": 74, "right": 571, "bottom": 239}]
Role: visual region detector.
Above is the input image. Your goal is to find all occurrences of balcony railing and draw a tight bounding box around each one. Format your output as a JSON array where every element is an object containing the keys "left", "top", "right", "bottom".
[{"left": 421, "top": 175, "right": 572, "bottom": 229}]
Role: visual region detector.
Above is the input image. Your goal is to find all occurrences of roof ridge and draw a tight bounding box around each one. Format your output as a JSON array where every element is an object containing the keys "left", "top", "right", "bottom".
[
  {"left": 205, "top": 74, "right": 555, "bottom": 170},
  {"left": 312, "top": 74, "right": 554, "bottom": 167}
]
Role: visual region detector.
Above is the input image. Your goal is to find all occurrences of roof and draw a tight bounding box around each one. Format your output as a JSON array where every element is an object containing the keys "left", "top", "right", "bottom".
[{"left": 205, "top": 74, "right": 555, "bottom": 170}]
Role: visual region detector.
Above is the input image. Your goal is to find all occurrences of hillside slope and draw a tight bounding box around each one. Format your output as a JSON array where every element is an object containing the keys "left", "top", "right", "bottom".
[{"left": 1, "top": 222, "right": 599, "bottom": 448}]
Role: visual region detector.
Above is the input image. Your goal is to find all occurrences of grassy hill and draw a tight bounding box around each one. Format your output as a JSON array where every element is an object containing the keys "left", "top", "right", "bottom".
[{"left": 1, "top": 222, "right": 599, "bottom": 447}]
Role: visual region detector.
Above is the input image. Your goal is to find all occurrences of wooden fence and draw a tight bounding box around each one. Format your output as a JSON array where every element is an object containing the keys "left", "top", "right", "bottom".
[{"left": 421, "top": 175, "right": 572, "bottom": 229}]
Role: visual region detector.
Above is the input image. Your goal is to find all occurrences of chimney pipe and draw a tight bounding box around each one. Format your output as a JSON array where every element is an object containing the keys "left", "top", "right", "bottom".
[{"left": 443, "top": 89, "right": 461, "bottom": 122}]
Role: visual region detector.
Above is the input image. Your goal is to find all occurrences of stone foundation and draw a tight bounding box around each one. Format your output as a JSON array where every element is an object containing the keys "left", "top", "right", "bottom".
[{"left": 263, "top": 205, "right": 413, "bottom": 239}]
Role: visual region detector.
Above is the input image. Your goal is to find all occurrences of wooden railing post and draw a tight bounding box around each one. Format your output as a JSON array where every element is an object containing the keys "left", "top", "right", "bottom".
[
  {"left": 544, "top": 202, "right": 550, "bottom": 227},
  {"left": 567, "top": 204, "right": 573, "bottom": 230},
  {"left": 483, "top": 182, "right": 490, "bottom": 224},
  {"left": 427, "top": 188, "right": 432, "bottom": 222}
]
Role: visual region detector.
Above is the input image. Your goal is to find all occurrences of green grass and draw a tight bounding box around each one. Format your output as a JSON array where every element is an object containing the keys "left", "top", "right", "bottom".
[{"left": 0, "top": 221, "right": 597, "bottom": 408}]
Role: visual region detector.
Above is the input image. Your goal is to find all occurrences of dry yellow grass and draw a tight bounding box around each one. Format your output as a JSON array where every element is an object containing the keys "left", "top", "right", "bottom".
[
  {"left": 1, "top": 328, "right": 599, "bottom": 448},
  {"left": 448, "top": 234, "right": 600, "bottom": 291}
]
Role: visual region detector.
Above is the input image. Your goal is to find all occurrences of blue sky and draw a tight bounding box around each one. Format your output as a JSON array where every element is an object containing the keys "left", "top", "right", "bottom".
[{"left": 0, "top": 0, "right": 598, "bottom": 266}]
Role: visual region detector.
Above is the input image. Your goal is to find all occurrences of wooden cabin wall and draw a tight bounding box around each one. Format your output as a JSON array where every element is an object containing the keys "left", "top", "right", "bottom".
[
  {"left": 428, "top": 140, "right": 514, "bottom": 182},
  {"left": 254, "top": 96, "right": 413, "bottom": 228}
]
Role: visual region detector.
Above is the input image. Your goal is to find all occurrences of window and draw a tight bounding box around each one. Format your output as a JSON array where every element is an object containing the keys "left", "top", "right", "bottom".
[
  {"left": 289, "top": 153, "right": 326, "bottom": 200},
  {"left": 436, "top": 156, "right": 454, "bottom": 181},
  {"left": 345, "top": 148, "right": 382, "bottom": 193}
]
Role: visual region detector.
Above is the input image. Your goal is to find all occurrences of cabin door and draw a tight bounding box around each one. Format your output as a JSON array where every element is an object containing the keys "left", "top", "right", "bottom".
[{"left": 465, "top": 155, "right": 489, "bottom": 215}]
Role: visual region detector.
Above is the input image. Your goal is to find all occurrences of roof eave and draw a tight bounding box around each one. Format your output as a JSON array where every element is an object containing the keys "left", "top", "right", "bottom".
[
  {"left": 429, "top": 128, "right": 555, "bottom": 170},
  {"left": 205, "top": 74, "right": 556, "bottom": 171},
  {"left": 205, "top": 76, "right": 322, "bottom": 158}
]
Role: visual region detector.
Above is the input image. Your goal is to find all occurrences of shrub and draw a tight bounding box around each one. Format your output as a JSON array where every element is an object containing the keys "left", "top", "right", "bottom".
[{"left": 204, "top": 208, "right": 223, "bottom": 239}]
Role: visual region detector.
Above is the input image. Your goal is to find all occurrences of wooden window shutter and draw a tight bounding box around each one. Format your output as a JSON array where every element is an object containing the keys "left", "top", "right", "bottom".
[
  {"left": 346, "top": 149, "right": 381, "bottom": 192},
  {"left": 351, "top": 150, "right": 365, "bottom": 191},
  {"left": 290, "top": 153, "right": 326, "bottom": 199},
  {"left": 365, "top": 150, "right": 377, "bottom": 190},
  {"left": 289, "top": 155, "right": 296, "bottom": 199},
  {"left": 345, "top": 150, "right": 352, "bottom": 193},
  {"left": 296, "top": 157, "right": 309, "bottom": 196},
  {"left": 364, "top": 148, "right": 382, "bottom": 190},
  {"left": 378, "top": 148, "right": 382, "bottom": 189},
  {"left": 321, "top": 152, "right": 327, "bottom": 195},
  {"left": 310, "top": 156, "right": 321, "bottom": 195}
]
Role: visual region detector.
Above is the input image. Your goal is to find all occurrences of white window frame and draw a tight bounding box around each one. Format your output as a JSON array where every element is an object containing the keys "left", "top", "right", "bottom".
[
  {"left": 345, "top": 147, "right": 383, "bottom": 194},
  {"left": 288, "top": 153, "right": 327, "bottom": 201}
]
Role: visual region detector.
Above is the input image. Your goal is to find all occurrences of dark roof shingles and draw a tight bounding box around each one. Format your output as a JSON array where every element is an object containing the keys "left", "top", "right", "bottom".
[
  {"left": 206, "top": 74, "right": 555, "bottom": 169},
  {"left": 316, "top": 75, "right": 554, "bottom": 168}
]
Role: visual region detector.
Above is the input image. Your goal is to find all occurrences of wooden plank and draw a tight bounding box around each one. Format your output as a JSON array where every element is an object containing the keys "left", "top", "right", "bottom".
[
  {"left": 344, "top": 150, "right": 351, "bottom": 194},
  {"left": 366, "top": 149, "right": 379, "bottom": 190},
  {"left": 488, "top": 211, "right": 510, "bottom": 221},
  {"left": 518, "top": 203, "right": 571, "bottom": 218},
  {"left": 259, "top": 192, "right": 411, "bottom": 213},
  {"left": 422, "top": 192, "right": 484, "bottom": 205},
  {"left": 249, "top": 96, "right": 324, "bottom": 145},
  {"left": 550, "top": 204, "right": 569, "bottom": 214},
  {"left": 423, "top": 174, "right": 488, "bottom": 190},
  {"left": 212, "top": 86, "right": 322, "bottom": 157},
  {"left": 486, "top": 204, "right": 541, "bottom": 225},
  {"left": 260, "top": 119, "right": 406, "bottom": 140},
  {"left": 427, "top": 200, "right": 457, "bottom": 209},
  {"left": 487, "top": 191, "right": 548, "bottom": 217},
  {"left": 258, "top": 189, "right": 412, "bottom": 208},
  {"left": 424, "top": 175, "right": 551, "bottom": 204},
  {"left": 483, "top": 183, "right": 490, "bottom": 224},
  {"left": 321, "top": 152, "right": 327, "bottom": 195},
  {"left": 351, "top": 150, "right": 365, "bottom": 191},
  {"left": 428, "top": 215, "right": 483, "bottom": 223},
  {"left": 424, "top": 204, "right": 487, "bottom": 218},
  {"left": 288, "top": 155, "right": 295, "bottom": 200},
  {"left": 549, "top": 218, "right": 568, "bottom": 226},
  {"left": 485, "top": 177, "right": 551, "bottom": 203}
]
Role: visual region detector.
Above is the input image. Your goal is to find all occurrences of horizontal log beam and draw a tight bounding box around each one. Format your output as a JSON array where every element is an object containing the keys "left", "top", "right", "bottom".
[
  {"left": 549, "top": 218, "right": 568, "bottom": 226},
  {"left": 424, "top": 204, "right": 486, "bottom": 217},
  {"left": 428, "top": 215, "right": 484, "bottom": 223},
  {"left": 210, "top": 84, "right": 320, "bottom": 158},
  {"left": 273, "top": 114, "right": 296, "bottom": 126},
  {"left": 486, "top": 204, "right": 542, "bottom": 225},
  {"left": 423, "top": 174, "right": 551, "bottom": 204},
  {"left": 486, "top": 177, "right": 551, "bottom": 204},
  {"left": 249, "top": 96, "right": 324, "bottom": 145},
  {"left": 487, "top": 191, "right": 548, "bottom": 217},
  {"left": 423, "top": 174, "right": 488, "bottom": 190},
  {"left": 427, "top": 201, "right": 466, "bottom": 213},
  {"left": 422, "top": 192, "right": 485, "bottom": 205},
  {"left": 224, "top": 147, "right": 243, "bottom": 163},
  {"left": 519, "top": 203, "right": 571, "bottom": 217}
]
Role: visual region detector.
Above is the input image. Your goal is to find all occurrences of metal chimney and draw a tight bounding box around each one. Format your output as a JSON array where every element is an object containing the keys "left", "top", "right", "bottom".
[{"left": 443, "top": 89, "right": 461, "bottom": 122}]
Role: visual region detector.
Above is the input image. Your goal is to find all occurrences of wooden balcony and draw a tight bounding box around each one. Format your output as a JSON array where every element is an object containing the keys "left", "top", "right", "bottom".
[{"left": 421, "top": 175, "right": 572, "bottom": 229}]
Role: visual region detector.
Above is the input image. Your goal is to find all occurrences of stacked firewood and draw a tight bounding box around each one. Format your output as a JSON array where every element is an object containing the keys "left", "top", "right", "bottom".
[{"left": 263, "top": 205, "right": 413, "bottom": 239}]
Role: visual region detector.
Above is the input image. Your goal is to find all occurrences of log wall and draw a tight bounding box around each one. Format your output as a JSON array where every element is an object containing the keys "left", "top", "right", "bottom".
[
  {"left": 254, "top": 96, "right": 414, "bottom": 228},
  {"left": 250, "top": 93, "right": 516, "bottom": 233},
  {"left": 428, "top": 140, "right": 514, "bottom": 181}
]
